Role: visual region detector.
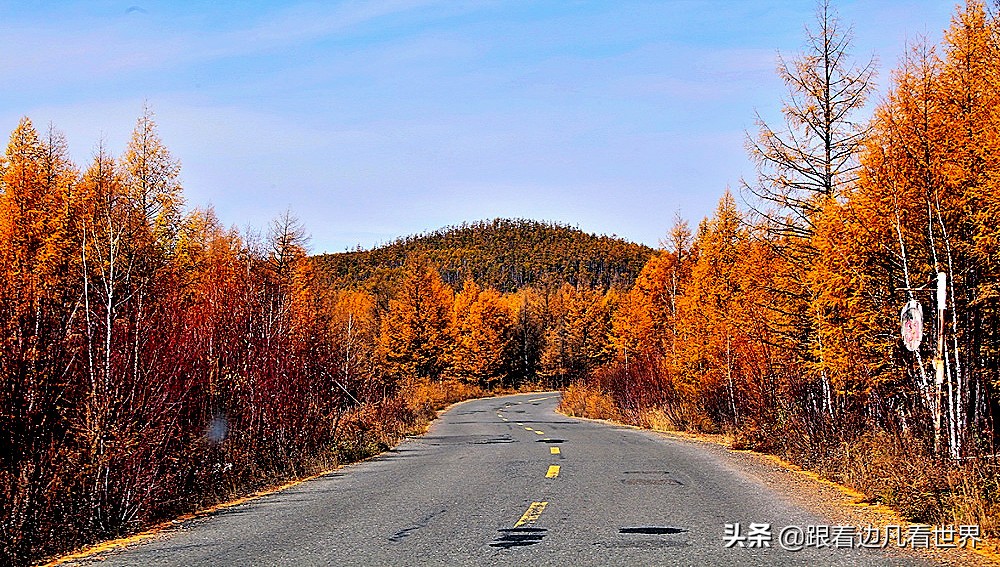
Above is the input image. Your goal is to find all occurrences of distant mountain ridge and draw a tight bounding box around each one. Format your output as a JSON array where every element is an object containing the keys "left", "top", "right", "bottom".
[{"left": 312, "top": 218, "right": 654, "bottom": 292}]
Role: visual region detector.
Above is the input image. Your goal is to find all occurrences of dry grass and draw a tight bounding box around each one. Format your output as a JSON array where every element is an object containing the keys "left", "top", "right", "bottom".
[
  {"left": 819, "top": 432, "right": 1000, "bottom": 536},
  {"left": 948, "top": 460, "right": 1000, "bottom": 536},
  {"left": 401, "top": 378, "right": 487, "bottom": 422},
  {"left": 637, "top": 407, "right": 677, "bottom": 431},
  {"left": 559, "top": 383, "right": 620, "bottom": 421}
]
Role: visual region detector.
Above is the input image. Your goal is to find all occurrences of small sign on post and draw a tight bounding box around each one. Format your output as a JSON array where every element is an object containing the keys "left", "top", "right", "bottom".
[{"left": 900, "top": 299, "right": 923, "bottom": 352}]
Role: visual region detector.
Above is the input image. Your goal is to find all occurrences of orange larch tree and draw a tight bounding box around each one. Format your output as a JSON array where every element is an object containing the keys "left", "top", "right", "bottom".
[{"left": 379, "top": 257, "right": 454, "bottom": 383}]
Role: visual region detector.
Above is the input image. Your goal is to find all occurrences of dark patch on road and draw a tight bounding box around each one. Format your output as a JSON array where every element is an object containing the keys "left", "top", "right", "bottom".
[
  {"left": 536, "top": 438, "right": 564, "bottom": 443},
  {"left": 421, "top": 435, "right": 514, "bottom": 446},
  {"left": 622, "top": 470, "right": 683, "bottom": 486},
  {"left": 474, "top": 436, "right": 515, "bottom": 445},
  {"left": 388, "top": 509, "right": 446, "bottom": 543},
  {"left": 490, "top": 527, "right": 547, "bottom": 549},
  {"left": 388, "top": 525, "right": 420, "bottom": 543},
  {"left": 622, "top": 478, "right": 683, "bottom": 486},
  {"left": 618, "top": 526, "right": 687, "bottom": 535}
]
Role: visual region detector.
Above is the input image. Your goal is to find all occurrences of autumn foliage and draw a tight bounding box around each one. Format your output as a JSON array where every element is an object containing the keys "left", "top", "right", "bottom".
[
  {"left": 7, "top": 1, "right": 1000, "bottom": 563},
  {"left": 312, "top": 218, "right": 653, "bottom": 292},
  {"left": 0, "top": 107, "right": 637, "bottom": 563},
  {"left": 562, "top": 0, "right": 1000, "bottom": 532}
]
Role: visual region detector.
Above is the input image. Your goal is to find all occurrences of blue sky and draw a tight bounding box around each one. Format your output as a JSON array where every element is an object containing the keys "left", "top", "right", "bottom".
[{"left": 0, "top": 1, "right": 958, "bottom": 253}]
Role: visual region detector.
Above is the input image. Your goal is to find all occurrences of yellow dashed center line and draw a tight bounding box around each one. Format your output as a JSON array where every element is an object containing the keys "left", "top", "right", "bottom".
[
  {"left": 550, "top": 447, "right": 560, "bottom": 455},
  {"left": 545, "top": 465, "right": 561, "bottom": 478},
  {"left": 516, "top": 422, "right": 523, "bottom": 426},
  {"left": 514, "top": 501, "right": 548, "bottom": 527},
  {"left": 534, "top": 430, "right": 544, "bottom": 435},
  {"left": 501, "top": 418, "right": 508, "bottom": 422},
  {"left": 524, "top": 426, "right": 534, "bottom": 431}
]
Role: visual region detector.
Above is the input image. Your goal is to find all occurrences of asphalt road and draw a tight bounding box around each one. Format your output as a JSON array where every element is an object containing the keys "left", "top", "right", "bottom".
[{"left": 83, "top": 392, "right": 935, "bottom": 566}]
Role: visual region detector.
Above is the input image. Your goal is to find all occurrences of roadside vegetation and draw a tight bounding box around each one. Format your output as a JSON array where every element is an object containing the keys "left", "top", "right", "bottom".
[
  {"left": 0, "top": 107, "right": 635, "bottom": 563},
  {"left": 561, "top": 0, "right": 1000, "bottom": 541}
]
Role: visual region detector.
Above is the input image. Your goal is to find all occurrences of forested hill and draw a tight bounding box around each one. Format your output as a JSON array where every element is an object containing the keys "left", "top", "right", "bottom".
[{"left": 312, "top": 218, "right": 654, "bottom": 292}]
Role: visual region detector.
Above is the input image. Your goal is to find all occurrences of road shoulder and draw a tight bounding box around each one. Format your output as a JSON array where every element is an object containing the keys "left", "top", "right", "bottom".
[{"left": 558, "top": 412, "right": 997, "bottom": 567}]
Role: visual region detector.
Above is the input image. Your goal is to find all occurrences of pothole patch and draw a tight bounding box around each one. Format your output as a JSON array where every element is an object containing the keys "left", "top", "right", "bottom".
[
  {"left": 490, "top": 527, "right": 547, "bottom": 549},
  {"left": 422, "top": 435, "right": 514, "bottom": 445},
  {"left": 388, "top": 509, "right": 446, "bottom": 543},
  {"left": 618, "top": 526, "right": 687, "bottom": 535},
  {"left": 622, "top": 478, "right": 683, "bottom": 486},
  {"left": 473, "top": 435, "right": 515, "bottom": 445},
  {"left": 621, "top": 471, "right": 683, "bottom": 486}
]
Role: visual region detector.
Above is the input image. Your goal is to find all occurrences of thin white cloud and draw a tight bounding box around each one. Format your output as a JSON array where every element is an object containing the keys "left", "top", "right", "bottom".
[{"left": 0, "top": 0, "right": 474, "bottom": 84}]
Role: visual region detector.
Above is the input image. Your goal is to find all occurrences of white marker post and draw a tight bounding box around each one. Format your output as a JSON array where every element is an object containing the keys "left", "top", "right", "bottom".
[{"left": 934, "top": 271, "right": 946, "bottom": 454}]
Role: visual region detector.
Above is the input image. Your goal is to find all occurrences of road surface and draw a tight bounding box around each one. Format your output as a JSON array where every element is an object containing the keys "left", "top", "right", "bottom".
[{"left": 79, "top": 392, "right": 936, "bottom": 566}]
